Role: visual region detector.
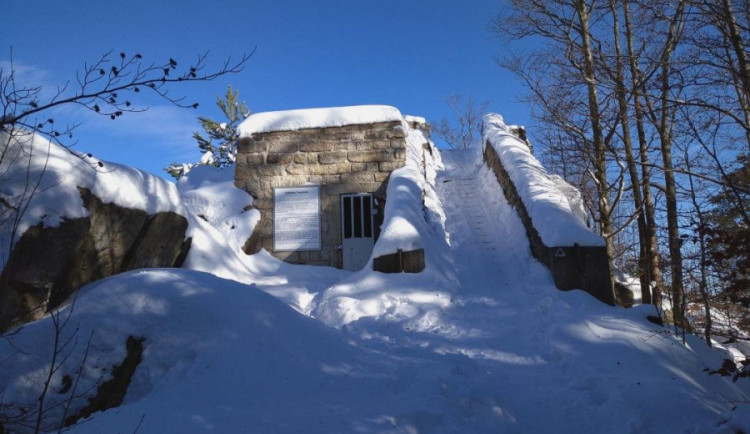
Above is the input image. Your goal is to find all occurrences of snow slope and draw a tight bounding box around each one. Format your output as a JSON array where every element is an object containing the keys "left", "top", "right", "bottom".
[{"left": 2, "top": 123, "right": 750, "bottom": 433}]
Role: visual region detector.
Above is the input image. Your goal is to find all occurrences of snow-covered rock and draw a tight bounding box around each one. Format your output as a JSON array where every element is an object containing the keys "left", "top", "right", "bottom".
[{"left": 0, "top": 131, "right": 190, "bottom": 330}]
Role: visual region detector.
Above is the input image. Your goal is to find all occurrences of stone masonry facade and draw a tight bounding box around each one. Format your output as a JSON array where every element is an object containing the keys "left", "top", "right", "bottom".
[{"left": 235, "top": 120, "right": 407, "bottom": 268}]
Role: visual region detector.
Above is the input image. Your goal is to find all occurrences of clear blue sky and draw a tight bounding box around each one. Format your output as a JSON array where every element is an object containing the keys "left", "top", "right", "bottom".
[{"left": 2, "top": 0, "right": 531, "bottom": 177}]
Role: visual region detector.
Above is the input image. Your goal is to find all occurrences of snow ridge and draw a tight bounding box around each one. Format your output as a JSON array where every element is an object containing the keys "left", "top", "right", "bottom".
[{"left": 482, "top": 114, "right": 604, "bottom": 247}]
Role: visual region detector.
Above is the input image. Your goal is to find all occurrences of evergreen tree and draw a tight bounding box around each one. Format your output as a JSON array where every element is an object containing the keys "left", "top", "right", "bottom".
[
  {"left": 166, "top": 85, "right": 250, "bottom": 178},
  {"left": 703, "top": 154, "right": 750, "bottom": 310}
]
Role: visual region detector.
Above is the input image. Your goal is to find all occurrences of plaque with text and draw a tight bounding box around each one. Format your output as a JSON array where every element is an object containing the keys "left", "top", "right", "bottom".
[{"left": 273, "top": 186, "right": 321, "bottom": 251}]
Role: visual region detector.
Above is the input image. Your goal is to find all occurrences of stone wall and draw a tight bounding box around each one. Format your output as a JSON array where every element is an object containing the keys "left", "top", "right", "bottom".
[
  {"left": 235, "top": 121, "right": 407, "bottom": 268},
  {"left": 483, "top": 143, "right": 616, "bottom": 306}
]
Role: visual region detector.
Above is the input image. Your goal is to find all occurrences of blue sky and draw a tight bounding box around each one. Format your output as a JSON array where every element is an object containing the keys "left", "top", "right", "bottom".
[{"left": 2, "top": 0, "right": 531, "bottom": 177}]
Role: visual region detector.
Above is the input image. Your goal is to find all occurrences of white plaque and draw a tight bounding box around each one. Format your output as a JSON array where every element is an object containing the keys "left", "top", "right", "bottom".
[{"left": 273, "top": 186, "right": 321, "bottom": 251}]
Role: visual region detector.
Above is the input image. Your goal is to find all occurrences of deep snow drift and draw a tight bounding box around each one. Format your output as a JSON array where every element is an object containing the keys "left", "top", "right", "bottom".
[{"left": 2, "top": 122, "right": 750, "bottom": 433}]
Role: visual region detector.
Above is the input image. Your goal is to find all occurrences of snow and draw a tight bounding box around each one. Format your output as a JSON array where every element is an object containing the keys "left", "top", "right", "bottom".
[
  {"left": 482, "top": 113, "right": 605, "bottom": 247},
  {"left": 404, "top": 114, "right": 427, "bottom": 125},
  {"left": 237, "top": 105, "right": 404, "bottom": 136},
  {"left": 0, "top": 130, "right": 183, "bottom": 265},
  {"left": 177, "top": 164, "right": 258, "bottom": 252},
  {"left": 2, "top": 118, "right": 750, "bottom": 433}
]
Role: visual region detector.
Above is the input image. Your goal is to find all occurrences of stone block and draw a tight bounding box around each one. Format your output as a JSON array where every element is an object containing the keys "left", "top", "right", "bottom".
[
  {"left": 329, "top": 182, "right": 381, "bottom": 195},
  {"left": 245, "top": 153, "right": 264, "bottom": 165},
  {"left": 330, "top": 131, "right": 352, "bottom": 140},
  {"left": 300, "top": 141, "right": 335, "bottom": 152},
  {"left": 277, "top": 175, "right": 309, "bottom": 187},
  {"left": 348, "top": 150, "right": 393, "bottom": 163},
  {"left": 234, "top": 164, "right": 255, "bottom": 181},
  {"left": 318, "top": 151, "right": 348, "bottom": 164},
  {"left": 394, "top": 148, "right": 406, "bottom": 160},
  {"left": 269, "top": 141, "right": 299, "bottom": 153},
  {"left": 242, "top": 179, "right": 261, "bottom": 196},
  {"left": 364, "top": 129, "right": 389, "bottom": 140},
  {"left": 391, "top": 139, "right": 407, "bottom": 149},
  {"left": 308, "top": 162, "right": 352, "bottom": 175},
  {"left": 335, "top": 141, "right": 352, "bottom": 151},
  {"left": 266, "top": 153, "right": 295, "bottom": 165},
  {"left": 238, "top": 138, "right": 265, "bottom": 153},
  {"left": 379, "top": 161, "right": 404, "bottom": 172},
  {"left": 286, "top": 164, "right": 308, "bottom": 175},
  {"left": 261, "top": 178, "right": 284, "bottom": 190},
  {"left": 375, "top": 172, "right": 389, "bottom": 182},
  {"left": 341, "top": 172, "right": 375, "bottom": 183},
  {"left": 370, "top": 140, "right": 392, "bottom": 149},
  {"left": 257, "top": 165, "right": 286, "bottom": 177}
]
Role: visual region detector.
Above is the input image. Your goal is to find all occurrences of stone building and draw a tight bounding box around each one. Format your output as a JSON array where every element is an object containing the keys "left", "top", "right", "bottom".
[{"left": 234, "top": 105, "right": 413, "bottom": 270}]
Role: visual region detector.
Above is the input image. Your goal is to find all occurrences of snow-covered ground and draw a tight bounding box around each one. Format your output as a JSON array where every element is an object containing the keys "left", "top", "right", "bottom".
[{"left": 2, "top": 124, "right": 750, "bottom": 433}]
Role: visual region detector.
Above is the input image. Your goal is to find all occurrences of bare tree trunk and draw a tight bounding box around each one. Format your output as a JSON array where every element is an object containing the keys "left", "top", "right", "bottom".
[
  {"left": 653, "top": 0, "right": 688, "bottom": 332},
  {"left": 685, "top": 152, "right": 713, "bottom": 346},
  {"left": 624, "top": 0, "right": 663, "bottom": 306},
  {"left": 610, "top": 0, "right": 651, "bottom": 304},
  {"left": 576, "top": 0, "right": 616, "bottom": 287},
  {"left": 722, "top": 0, "right": 750, "bottom": 100}
]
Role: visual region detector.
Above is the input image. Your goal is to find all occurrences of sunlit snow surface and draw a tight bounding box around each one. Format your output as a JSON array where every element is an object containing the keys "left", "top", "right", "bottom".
[
  {"left": 237, "top": 105, "right": 404, "bottom": 136},
  {"left": 1, "top": 123, "right": 749, "bottom": 433}
]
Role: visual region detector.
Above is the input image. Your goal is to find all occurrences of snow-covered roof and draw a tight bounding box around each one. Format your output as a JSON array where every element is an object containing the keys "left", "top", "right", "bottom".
[{"left": 237, "top": 105, "right": 404, "bottom": 137}]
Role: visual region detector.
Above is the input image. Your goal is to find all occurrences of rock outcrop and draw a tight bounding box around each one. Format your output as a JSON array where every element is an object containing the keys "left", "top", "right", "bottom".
[{"left": 0, "top": 188, "right": 190, "bottom": 331}]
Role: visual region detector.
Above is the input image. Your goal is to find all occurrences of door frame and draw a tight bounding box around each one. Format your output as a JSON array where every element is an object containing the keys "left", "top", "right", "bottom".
[{"left": 340, "top": 193, "right": 375, "bottom": 270}]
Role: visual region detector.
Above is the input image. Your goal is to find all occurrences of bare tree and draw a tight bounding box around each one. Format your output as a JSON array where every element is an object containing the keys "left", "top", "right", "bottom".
[{"left": 434, "top": 94, "right": 489, "bottom": 149}]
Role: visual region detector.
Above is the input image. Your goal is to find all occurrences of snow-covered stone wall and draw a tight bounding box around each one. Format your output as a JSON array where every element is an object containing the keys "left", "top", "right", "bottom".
[{"left": 482, "top": 114, "right": 615, "bottom": 305}]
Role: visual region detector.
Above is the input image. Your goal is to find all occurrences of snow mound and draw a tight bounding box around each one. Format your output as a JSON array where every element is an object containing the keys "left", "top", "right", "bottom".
[
  {"left": 177, "top": 165, "right": 258, "bottom": 252},
  {"left": 237, "top": 105, "right": 404, "bottom": 136},
  {"left": 0, "top": 131, "right": 183, "bottom": 264},
  {"left": 0, "top": 269, "right": 387, "bottom": 433},
  {"left": 482, "top": 114, "right": 604, "bottom": 247}
]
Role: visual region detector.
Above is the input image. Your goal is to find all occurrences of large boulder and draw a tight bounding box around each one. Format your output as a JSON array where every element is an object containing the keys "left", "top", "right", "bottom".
[{"left": 0, "top": 188, "right": 190, "bottom": 331}]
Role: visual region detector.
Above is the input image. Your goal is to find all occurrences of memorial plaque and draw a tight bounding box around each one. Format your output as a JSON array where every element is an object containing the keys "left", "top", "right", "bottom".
[{"left": 273, "top": 186, "right": 321, "bottom": 251}]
